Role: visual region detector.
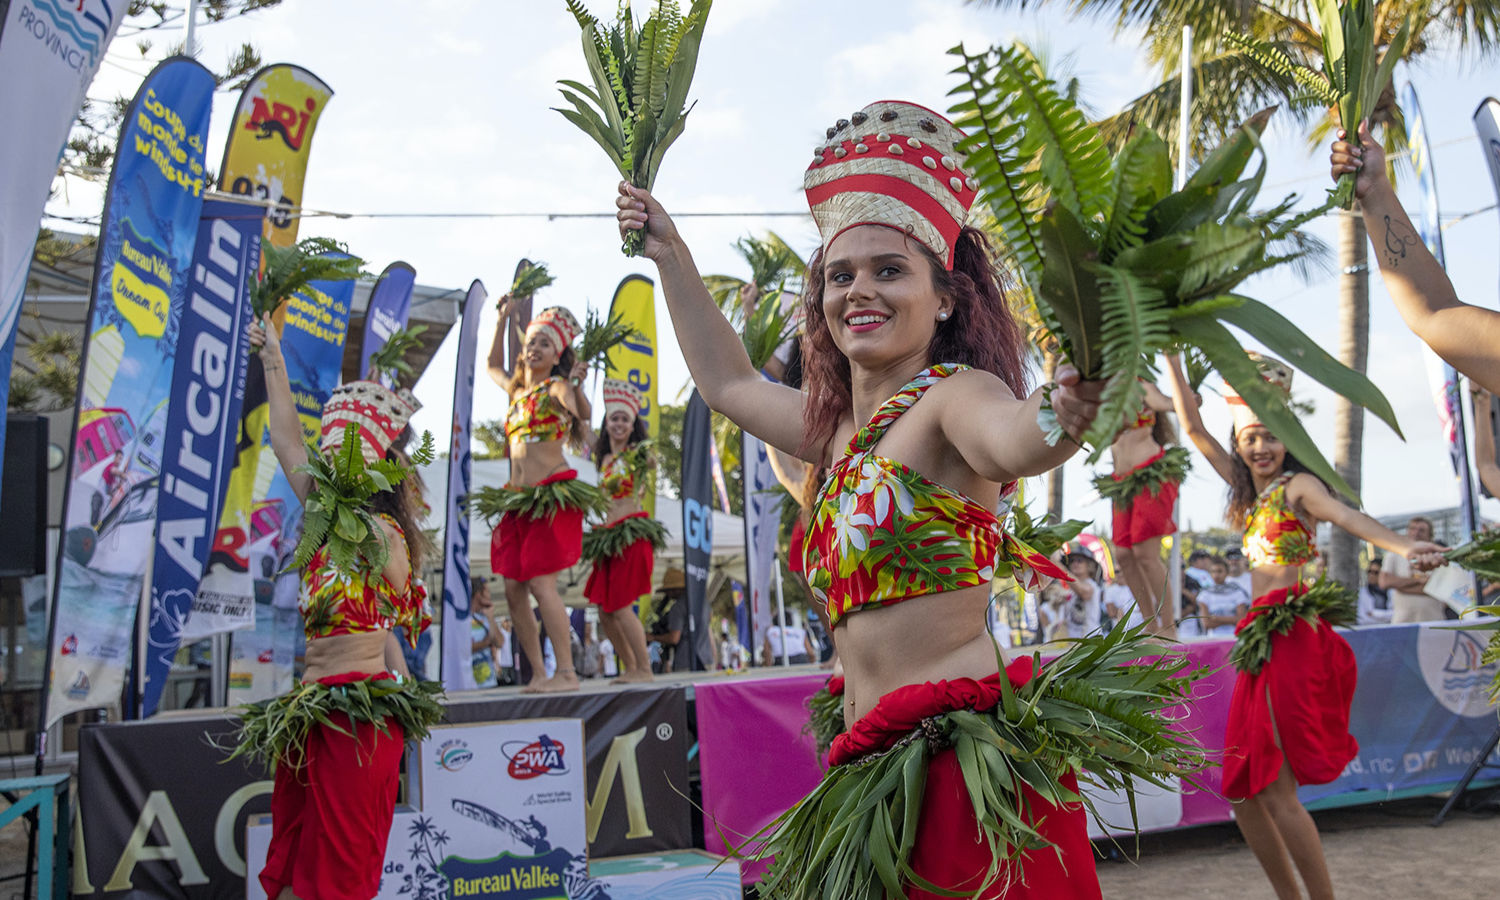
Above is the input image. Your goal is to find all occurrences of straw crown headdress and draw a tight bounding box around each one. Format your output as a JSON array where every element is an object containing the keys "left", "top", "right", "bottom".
[
  {"left": 526, "top": 306, "right": 582, "bottom": 352},
  {"left": 602, "top": 378, "right": 643, "bottom": 420},
  {"left": 1224, "top": 352, "right": 1294, "bottom": 432},
  {"left": 320, "top": 381, "right": 418, "bottom": 464},
  {"left": 804, "top": 100, "right": 978, "bottom": 270}
]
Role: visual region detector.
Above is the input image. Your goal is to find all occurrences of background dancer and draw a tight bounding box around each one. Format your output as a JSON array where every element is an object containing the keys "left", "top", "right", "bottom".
[
  {"left": 485, "top": 299, "right": 595, "bottom": 693},
  {"left": 238, "top": 320, "right": 442, "bottom": 900},
  {"left": 617, "top": 99, "right": 1199, "bottom": 899},
  {"left": 1166, "top": 352, "right": 1439, "bottom": 900},
  {"left": 1093, "top": 380, "right": 1186, "bottom": 635},
  {"left": 583, "top": 378, "right": 663, "bottom": 684}
]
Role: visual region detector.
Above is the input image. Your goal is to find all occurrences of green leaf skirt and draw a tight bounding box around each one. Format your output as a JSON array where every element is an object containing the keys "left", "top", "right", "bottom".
[
  {"left": 803, "top": 675, "right": 847, "bottom": 761},
  {"left": 581, "top": 511, "right": 669, "bottom": 561},
  {"left": 470, "top": 471, "right": 608, "bottom": 523},
  {"left": 753, "top": 623, "right": 1207, "bottom": 899},
  {"left": 1092, "top": 446, "right": 1191, "bottom": 508},
  {"left": 1228, "top": 579, "right": 1356, "bottom": 676},
  {"left": 224, "top": 674, "right": 446, "bottom": 773}
]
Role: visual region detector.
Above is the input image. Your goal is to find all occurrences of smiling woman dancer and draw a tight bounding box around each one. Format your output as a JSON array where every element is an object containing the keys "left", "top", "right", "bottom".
[
  {"left": 486, "top": 300, "right": 594, "bottom": 693},
  {"left": 582, "top": 378, "right": 663, "bottom": 683},
  {"left": 240, "top": 321, "right": 442, "bottom": 900},
  {"left": 1166, "top": 352, "right": 1440, "bottom": 900},
  {"left": 615, "top": 99, "right": 1199, "bottom": 898}
]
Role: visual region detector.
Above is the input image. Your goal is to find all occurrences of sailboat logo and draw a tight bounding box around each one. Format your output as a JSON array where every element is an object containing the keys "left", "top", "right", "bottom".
[
  {"left": 1417, "top": 622, "right": 1500, "bottom": 718},
  {"left": 1441, "top": 631, "right": 1492, "bottom": 690}
]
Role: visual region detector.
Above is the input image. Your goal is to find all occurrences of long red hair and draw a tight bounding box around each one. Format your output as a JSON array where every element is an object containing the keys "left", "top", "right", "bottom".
[{"left": 798, "top": 226, "right": 1030, "bottom": 457}]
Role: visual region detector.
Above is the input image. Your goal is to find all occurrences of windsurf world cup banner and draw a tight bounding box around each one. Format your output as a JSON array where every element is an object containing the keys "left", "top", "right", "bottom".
[
  {"left": 44, "top": 57, "right": 216, "bottom": 728},
  {"left": 605, "top": 275, "right": 658, "bottom": 514},
  {"left": 189, "top": 65, "right": 333, "bottom": 644},
  {"left": 360, "top": 261, "right": 416, "bottom": 380},
  {"left": 139, "top": 198, "right": 262, "bottom": 718},
  {"left": 0, "top": 0, "right": 124, "bottom": 507},
  {"left": 227, "top": 269, "right": 357, "bottom": 705},
  {"left": 441, "top": 280, "right": 487, "bottom": 692}
]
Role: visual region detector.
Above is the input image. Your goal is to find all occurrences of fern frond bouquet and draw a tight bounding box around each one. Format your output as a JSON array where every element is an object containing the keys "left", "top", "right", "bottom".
[
  {"left": 251, "top": 237, "right": 367, "bottom": 320},
  {"left": 556, "top": 0, "right": 712, "bottom": 257},
  {"left": 949, "top": 43, "right": 1401, "bottom": 498}
]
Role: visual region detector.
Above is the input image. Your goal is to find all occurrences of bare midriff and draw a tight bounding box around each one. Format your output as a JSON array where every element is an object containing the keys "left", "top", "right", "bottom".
[
  {"left": 835, "top": 583, "right": 1004, "bottom": 722},
  {"left": 1249, "top": 561, "right": 1304, "bottom": 600},
  {"left": 507, "top": 438, "right": 571, "bottom": 487},
  {"left": 1109, "top": 418, "right": 1161, "bottom": 471},
  {"left": 303, "top": 630, "right": 391, "bottom": 683}
]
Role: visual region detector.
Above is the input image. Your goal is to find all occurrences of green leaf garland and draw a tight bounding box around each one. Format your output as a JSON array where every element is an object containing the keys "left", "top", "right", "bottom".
[{"left": 1228, "top": 578, "right": 1356, "bottom": 676}]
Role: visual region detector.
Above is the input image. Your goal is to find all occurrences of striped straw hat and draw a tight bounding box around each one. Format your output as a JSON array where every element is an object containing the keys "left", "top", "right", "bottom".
[
  {"left": 319, "top": 380, "right": 418, "bottom": 464},
  {"left": 1224, "top": 352, "right": 1294, "bottom": 432},
  {"left": 602, "top": 378, "right": 643, "bottom": 420},
  {"left": 804, "top": 100, "right": 978, "bottom": 269},
  {"left": 526, "top": 306, "right": 581, "bottom": 353}
]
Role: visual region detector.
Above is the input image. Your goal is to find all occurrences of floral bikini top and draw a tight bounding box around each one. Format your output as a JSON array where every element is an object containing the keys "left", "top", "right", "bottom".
[
  {"left": 1243, "top": 473, "right": 1317, "bottom": 568},
  {"left": 805, "top": 365, "right": 1016, "bottom": 627},
  {"left": 599, "top": 443, "right": 651, "bottom": 501},
  {"left": 300, "top": 514, "right": 431, "bottom": 642},
  {"left": 505, "top": 377, "right": 570, "bottom": 443}
]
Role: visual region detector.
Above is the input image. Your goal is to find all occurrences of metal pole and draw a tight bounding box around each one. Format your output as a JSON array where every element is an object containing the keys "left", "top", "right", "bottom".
[
  {"left": 184, "top": 0, "right": 200, "bottom": 55},
  {"left": 1176, "top": 25, "right": 1193, "bottom": 190}
]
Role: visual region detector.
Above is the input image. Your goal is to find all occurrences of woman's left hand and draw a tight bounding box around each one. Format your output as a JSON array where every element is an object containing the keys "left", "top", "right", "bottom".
[
  {"left": 1407, "top": 541, "right": 1447, "bottom": 572},
  {"left": 570, "top": 360, "right": 588, "bottom": 386},
  {"left": 1052, "top": 364, "right": 1106, "bottom": 442}
]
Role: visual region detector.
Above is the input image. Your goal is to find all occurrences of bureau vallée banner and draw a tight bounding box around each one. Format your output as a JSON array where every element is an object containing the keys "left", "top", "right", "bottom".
[
  {"left": 44, "top": 57, "right": 216, "bottom": 728},
  {"left": 0, "top": 0, "right": 124, "bottom": 503},
  {"left": 139, "top": 198, "right": 263, "bottom": 718},
  {"left": 605, "top": 275, "right": 658, "bottom": 514},
  {"left": 189, "top": 65, "right": 333, "bottom": 643}
]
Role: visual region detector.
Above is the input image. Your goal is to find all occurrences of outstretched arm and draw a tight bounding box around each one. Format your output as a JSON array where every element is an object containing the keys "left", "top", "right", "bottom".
[
  {"left": 1290, "top": 473, "right": 1441, "bottom": 561},
  {"left": 617, "top": 183, "right": 812, "bottom": 460},
  {"left": 1333, "top": 123, "right": 1500, "bottom": 393},
  {"left": 249, "top": 319, "right": 312, "bottom": 503},
  {"left": 1142, "top": 379, "right": 1175, "bottom": 413},
  {"left": 1164, "top": 354, "right": 1237, "bottom": 484}
]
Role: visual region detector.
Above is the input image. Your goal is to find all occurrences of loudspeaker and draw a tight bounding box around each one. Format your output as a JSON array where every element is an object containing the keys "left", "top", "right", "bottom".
[{"left": 0, "top": 415, "right": 48, "bottom": 576}]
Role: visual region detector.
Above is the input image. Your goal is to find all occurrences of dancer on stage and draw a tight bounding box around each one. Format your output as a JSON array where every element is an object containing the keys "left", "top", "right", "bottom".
[
  {"left": 583, "top": 378, "right": 665, "bottom": 684},
  {"left": 1166, "top": 352, "right": 1439, "bottom": 900},
  {"left": 485, "top": 299, "right": 597, "bottom": 693},
  {"left": 618, "top": 99, "right": 1200, "bottom": 899},
  {"left": 236, "top": 321, "right": 444, "bottom": 900},
  {"left": 1092, "top": 380, "right": 1187, "bottom": 635}
]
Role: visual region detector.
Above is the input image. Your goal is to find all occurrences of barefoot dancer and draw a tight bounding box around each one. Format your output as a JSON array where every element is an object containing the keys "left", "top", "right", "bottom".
[
  {"left": 583, "top": 378, "right": 663, "bottom": 684},
  {"left": 486, "top": 300, "right": 596, "bottom": 693}
]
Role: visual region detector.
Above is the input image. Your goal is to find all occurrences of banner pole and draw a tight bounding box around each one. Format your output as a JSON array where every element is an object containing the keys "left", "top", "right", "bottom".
[{"left": 774, "top": 557, "right": 788, "bottom": 666}]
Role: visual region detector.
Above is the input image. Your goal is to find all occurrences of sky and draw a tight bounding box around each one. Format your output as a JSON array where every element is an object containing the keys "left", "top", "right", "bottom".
[{"left": 48, "top": 0, "right": 1500, "bottom": 538}]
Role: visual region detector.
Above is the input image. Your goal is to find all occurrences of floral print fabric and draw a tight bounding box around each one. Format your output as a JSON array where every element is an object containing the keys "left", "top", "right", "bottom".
[
  {"left": 805, "top": 365, "right": 1012, "bottom": 626},
  {"left": 599, "top": 442, "right": 652, "bottom": 501},
  {"left": 504, "top": 376, "right": 569, "bottom": 444},
  {"left": 1243, "top": 473, "right": 1317, "bottom": 568},
  {"left": 300, "top": 514, "right": 431, "bottom": 641}
]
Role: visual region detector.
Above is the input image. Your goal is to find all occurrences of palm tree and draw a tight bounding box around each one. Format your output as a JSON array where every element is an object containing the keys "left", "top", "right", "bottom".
[{"left": 970, "top": 0, "right": 1500, "bottom": 586}]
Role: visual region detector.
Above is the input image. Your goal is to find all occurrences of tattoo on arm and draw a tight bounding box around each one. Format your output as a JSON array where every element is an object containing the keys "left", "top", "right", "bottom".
[{"left": 1382, "top": 214, "right": 1419, "bottom": 268}]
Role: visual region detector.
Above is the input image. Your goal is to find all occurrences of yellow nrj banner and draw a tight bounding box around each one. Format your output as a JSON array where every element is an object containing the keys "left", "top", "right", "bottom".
[
  {"left": 218, "top": 64, "right": 333, "bottom": 248},
  {"left": 605, "top": 275, "right": 658, "bottom": 515}
]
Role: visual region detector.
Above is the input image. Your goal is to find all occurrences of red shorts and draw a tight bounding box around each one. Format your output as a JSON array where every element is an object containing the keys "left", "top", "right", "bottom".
[
  {"left": 490, "top": 473, "right": 584, "bottom": 582},
  {"left": 260, "top": 673, "right": 406, "bottom": 900},
  {"left": 584, "top": 514, "right": 655, "bottom": 613},
  {"left": 1111, "top": 453, "right": 1179, "bottom": 548},
  {"left": 828, "top": 660, "right": 1099, "bottom": 899},
  {"left": 1222, "top": 586, "right": 1359, "bottom": 800}
]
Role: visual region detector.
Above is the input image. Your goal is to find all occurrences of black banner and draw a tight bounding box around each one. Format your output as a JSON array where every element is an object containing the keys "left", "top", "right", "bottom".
[
  {"left": 76, "top": 687, "right": 693, "bottom": 899},
  {"left": 679, "top": 389, "right": 715, "bottom": 671}
]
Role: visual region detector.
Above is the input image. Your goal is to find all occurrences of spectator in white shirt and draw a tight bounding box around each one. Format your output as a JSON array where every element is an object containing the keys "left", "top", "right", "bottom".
[
  {"left": 1380, "top": 517, "right": 1447, "bottom": 622},
  {"left": 1064, "top": 552, "right": 1104, "bottom": 639},
  {"left": 1225, "top": 549, "right": 1253, "bottom": 598},
  {"left": 1198, "top": 554, "right": 1251, "bottom": 637},
  {"left": 764, "top": 612, "right": 814, "bottom": 665},
  {"left": 1184, "top": 549, "right": 1214, "bottom": 591}
]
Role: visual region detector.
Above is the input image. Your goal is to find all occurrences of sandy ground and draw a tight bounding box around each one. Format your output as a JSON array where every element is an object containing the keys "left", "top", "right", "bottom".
[{"left": 1096, "top": 793, "right": 1500, "bottom": 899}]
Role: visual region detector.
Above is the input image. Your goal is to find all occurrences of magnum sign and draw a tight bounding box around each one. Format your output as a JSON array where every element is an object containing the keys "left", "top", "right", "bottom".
[{"left": 218, "top": 64, "right": 333, "bottom": 247}]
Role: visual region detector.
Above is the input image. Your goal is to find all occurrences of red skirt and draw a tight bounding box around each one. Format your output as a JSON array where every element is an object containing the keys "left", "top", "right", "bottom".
[
  {"left": 788, "top": 518, "right": 807, "bottom": 576},
  {"left": 490, "top": 471, "right": 584, "bottom": 581},
  {"left": 1222, "top": 586, "right": 1359, "bottom": 800},
  {"left": 584, "top": 512, "right": 655, "bottom": 613},
  {"left": 259, "top": 673, "right": 405, "bottom": 900},
  {"left": 828, "top": 660, "right": 1100, "bottom": 899},
  {"left": 1111, "top": 451, "right": 1179, "bottom": 548}
]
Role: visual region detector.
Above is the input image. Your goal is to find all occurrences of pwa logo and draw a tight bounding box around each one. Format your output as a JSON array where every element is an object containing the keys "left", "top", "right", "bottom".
[
  {"left": 503, "top": 735, "right": 568, "bottom": 780},
  {"left": 437, "top": 738, "right": 473, "bottom": 772},
  {"left": 244, "top": 96, "right": 318, "bottom": 151},
  {"left": 1415, "top": 624, "right": 1500, "bottom": 718}
]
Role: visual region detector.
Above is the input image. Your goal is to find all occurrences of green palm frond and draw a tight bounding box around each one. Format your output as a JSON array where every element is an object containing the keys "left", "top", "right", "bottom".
[
  {"left": 250, "top": 237, "right": 367, "bottom": 320},
  {"left": 1100, "top": 131, "right": 1172, "bottom": 262},
  {"left": 292, "top": 427, "right": 433, "bottom": 573},
  {"left": 578, "top": 305, "right": 642, "bottom": 373},
  {"left": 1181, "top": 346, "right": 1214, "bottom": 393},
  {"left": 1084, "top": 266, "right": 1170, "bottom": 456},
  {"left": 740, "top": 288, "right": 798, "bottom": 371},
  {"left": 365, "top": 324, "right": 428, "bottom": 386},
  {"left": 704, "top": 231, "right": 807, "bottom": 322},
  {"left": 556, "top": 0, "right": 713, "bottom": 256},
  {"left": 510, "top": 261, "right": 555, "bottom": 298}
]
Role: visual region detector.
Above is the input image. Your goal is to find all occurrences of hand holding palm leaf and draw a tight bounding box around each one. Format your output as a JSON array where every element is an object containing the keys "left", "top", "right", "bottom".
[
  {"left": 949, "top": 43, "right": 1400, "bottom": 500},
  {"left": 556, "top": 0, "right": 712, "bottom": 256}
]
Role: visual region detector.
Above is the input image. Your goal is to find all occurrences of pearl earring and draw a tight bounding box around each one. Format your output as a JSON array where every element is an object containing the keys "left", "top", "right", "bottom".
[{"left": 938, "top": 312, "right": 949, "bottom": 321}]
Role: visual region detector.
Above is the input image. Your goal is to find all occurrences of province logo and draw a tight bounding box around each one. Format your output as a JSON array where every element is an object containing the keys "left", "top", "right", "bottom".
[
  {"left": 503, "top": 735, "right": 569, "bottom": 780},
  {"left": 1416, "top": 623, "right": 1500, "bottom": 718},
  {"left": 437, "top": 738, "right": 473, "bottom": 772}
]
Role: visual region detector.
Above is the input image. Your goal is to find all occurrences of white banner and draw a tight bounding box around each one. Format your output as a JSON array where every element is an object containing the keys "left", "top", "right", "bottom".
[
  {"left": 740, "top": 431, "right": 781, "bottom": 660},
  {"left": 441, "top": 280, "right": 486, "bottom": 691},
  {"left": 0, "top": 0, "right": 124, "bottom": 503}
]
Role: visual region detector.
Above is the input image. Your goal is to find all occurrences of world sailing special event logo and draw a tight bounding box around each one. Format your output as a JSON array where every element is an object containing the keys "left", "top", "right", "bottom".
[
  {"left": 1416, "top": 624, "right": 1500, "bottom": 718},
  {"left": 503, "top": 735, "right": 569, "bottom": 780},
  {"left": 436, "top": 738, "right": 473, "bottom": 772}
]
